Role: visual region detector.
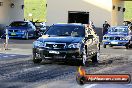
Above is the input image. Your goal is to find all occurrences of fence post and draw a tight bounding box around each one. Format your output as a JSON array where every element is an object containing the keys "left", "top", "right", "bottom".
[{"left": 5, "top": 28, "right": 9, "bottom": 50}]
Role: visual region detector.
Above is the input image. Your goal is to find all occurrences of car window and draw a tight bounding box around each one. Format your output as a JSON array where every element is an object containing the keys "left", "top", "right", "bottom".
[
  {"left": 35, "top": 23, "right": 43, "bottom": 28},
  {"left": 10, "top": 22, "right": 28, "bottom": 27},
  {"left": 28, "top": 23, "right": 32, "bottom": 27},
  {"left": 45, "top": 25, "right": 85, "bottom": 37}
]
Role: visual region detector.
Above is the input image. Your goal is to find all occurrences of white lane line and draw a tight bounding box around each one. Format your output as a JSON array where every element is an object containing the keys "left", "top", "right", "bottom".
[
  {"left": 10, "top": 55, "right": 16, "bottom": 57},
  {"left": 36, "top": 67, "right": 41, "bottom": 69},
  {"left": 3, "top": 56, "right": 8, "bottom": 58},
  {"left": 127, "top": 84, "right": 132, "bottom": 86},
  {"left": 85, "top": 84, "right": 97, "bottom": 88},
  {"left": 124, "top": 49, "right": 127, "bottom": 51}
]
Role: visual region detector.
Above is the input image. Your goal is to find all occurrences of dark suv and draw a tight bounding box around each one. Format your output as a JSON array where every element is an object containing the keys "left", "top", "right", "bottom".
[{"left": 32, "top": 23, "right": 100, "bottom": 66}]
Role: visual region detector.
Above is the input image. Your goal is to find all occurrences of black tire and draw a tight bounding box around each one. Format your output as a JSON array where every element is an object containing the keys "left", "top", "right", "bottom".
[
  {"left": 92, "top": 54, "right": 98, "bottom": 63},
  {"left": 33, "top": 54, "right": 42, "bottom": 64},
  {"left": 126, "top": 42, "right": 130, "bottom": 49},
  {"left": 33, "top": 58, "right": 42, "bottom": 64},
  {"left": 129, "top": 45, "right": 132, "bottom": 48},
  {"left": 103, "top": 44, "right": 106, "bottom": 48},
  {"left": 91, "top": 51, "right": 100, "bottom": 63},
  {"left": 126, "top": 45, "right": 129, "bottom": 49}
]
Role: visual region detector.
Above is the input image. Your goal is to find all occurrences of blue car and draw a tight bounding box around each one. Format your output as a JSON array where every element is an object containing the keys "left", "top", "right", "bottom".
[
  {"left": 7, "top": 21, "right": 36, "bottom": 39},
  {"left": 102, "top": 26, "right": 130, "bottom": 49}
]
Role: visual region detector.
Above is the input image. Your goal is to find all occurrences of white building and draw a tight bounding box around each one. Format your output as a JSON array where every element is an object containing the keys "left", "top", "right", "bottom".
[
  {"left": 47, "top": 0, "right": 128, "bottom": 27},
  {"left": 0, "top": 0, "right": 130, "bottom": 27},
  {"left": 0, "top": 0, "right": 24, "bottom": 25}
]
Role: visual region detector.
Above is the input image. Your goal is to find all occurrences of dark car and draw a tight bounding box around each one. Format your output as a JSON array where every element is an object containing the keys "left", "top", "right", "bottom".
[
  {"left": 34, "top": 22, "right": 47, "bottom": 38},
  {"left": 32, "top": 23, "right": 100, "bottom": 66},
  {"left": 7, "top": 21, "right": 36, "bottom": 39},
  {"left": 123, "top": 21, "right": 131, "bottom": 26}
]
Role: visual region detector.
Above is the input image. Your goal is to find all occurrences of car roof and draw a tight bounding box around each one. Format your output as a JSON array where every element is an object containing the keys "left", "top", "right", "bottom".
[
  {"left": 52, "top": 23, "right": 84, "bottom": 27},
  {"left": 11, "top": 21, "right": 29, "bottom": 23},
  {"left": 110, "top": 26, "right": 128, "bottom": 28}
]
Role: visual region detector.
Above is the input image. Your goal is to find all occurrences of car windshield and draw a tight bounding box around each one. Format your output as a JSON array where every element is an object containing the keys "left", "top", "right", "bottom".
[
  {"left": 35, "top": 23, "right": 43, "bottom": 28},
  {"left": 45, "top": 25, "right": 85, "bottom": 37},
  {"left": 108, "top": 27, "right": 128, "bottom": 33},
  {"left": 10, "top": 22, "right": 28, "bottom": 27}
]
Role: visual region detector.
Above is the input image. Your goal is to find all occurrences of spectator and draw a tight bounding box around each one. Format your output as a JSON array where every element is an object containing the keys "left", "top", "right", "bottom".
[
  {"left": 89, "top": 21, "right": 95, "bottom": 29},
  {"left": 102, "top": 20, "right": 110, "bottom": 35}
]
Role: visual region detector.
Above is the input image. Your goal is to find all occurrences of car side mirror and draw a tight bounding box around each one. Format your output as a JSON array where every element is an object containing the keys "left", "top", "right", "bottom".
[{"left": 88, "top": 35, "right": 94, "bottom": 39}]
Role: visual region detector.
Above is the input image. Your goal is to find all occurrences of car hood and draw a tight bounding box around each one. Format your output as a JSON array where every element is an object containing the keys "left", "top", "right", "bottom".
[
  {"left": 8, "top": 27, "right": 28, "bottom": 30},
  {"left": 37, "top": 36, "right": 84, "bottom": 43},
  {"left": 107, "top": 32, "right": 128, "bottom": 36},
  {"left": 104, "top": 34, "right": 128, "bottom": 38}
]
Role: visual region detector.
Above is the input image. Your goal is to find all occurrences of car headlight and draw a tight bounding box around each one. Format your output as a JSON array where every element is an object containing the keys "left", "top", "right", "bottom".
[
  {"left": 120, "top": 37, "right": 128, "bottom": 40},
  {"left": 68, "top": 43, "right": 81, "bottom": 48},
  {"left": 19, "top": 30, "right": 26, "bottom": 33},
  {"left": 103, "top": 36, "right": 109, "bottom": 40},
  {"left": 21, "top": 30, "right": 26, "bottom": 33},
  {"left": 33, "top": 41, "right": 44, "bottom": 47}
]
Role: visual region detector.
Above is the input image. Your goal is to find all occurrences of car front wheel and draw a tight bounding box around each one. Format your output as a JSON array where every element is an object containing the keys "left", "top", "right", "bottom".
[
  {"left": 33, "top": 53, "right": 42, "bottom": 64},
  {"left": 92, "top": 50, "right": 100, "bottom": 63},
  {"left": 125, "top": 45, "right": 129, "bottom": 49}
]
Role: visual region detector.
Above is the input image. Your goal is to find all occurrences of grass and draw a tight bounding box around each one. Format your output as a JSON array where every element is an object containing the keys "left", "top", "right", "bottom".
[
  {"left": 124, "top": 1, "right": 132, "bottom": 21},
  {"left": 24, "top": 0, "right": 47, "bottom": 22},
  {"left": 24, "top": 0, "right": 132, "bottom": 22}
]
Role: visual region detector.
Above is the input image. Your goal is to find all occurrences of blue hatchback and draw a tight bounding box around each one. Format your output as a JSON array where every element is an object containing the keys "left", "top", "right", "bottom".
[
  {"left": 7, "top": 21, "right": 36, "bottom": 39},
  {"left": 102, "top": 26, "right": 130, "bottom": 49}
]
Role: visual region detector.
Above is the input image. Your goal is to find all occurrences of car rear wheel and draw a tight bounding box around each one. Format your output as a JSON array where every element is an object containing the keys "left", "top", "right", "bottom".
[
  {"left": 125, "top": 45, "right": 129, "bottom": 49},
  {"left": 103, "top": 44, "right": 106, "bottom": 48},
  {"left": 92, "top": 50, "right": 100, "bottom": 63}
]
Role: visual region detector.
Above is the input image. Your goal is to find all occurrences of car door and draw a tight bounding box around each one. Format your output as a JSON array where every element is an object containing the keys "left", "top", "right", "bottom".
[
  {"left": 85, "top": 28, "right": 93, "bottom": 56},
  {"left": 92, "top": 35, "right": 98, "bottom": 53},
  {"left": 28, "top": 22, "right": 35, "bottom": 37},
  {"left": 89, "top": 28, "right": 99, "bottom": 53}
]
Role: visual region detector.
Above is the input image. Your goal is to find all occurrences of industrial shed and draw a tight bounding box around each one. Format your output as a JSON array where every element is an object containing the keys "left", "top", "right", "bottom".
[{"left": 47, "top": 0, "right": 128, "bottom": 27}]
